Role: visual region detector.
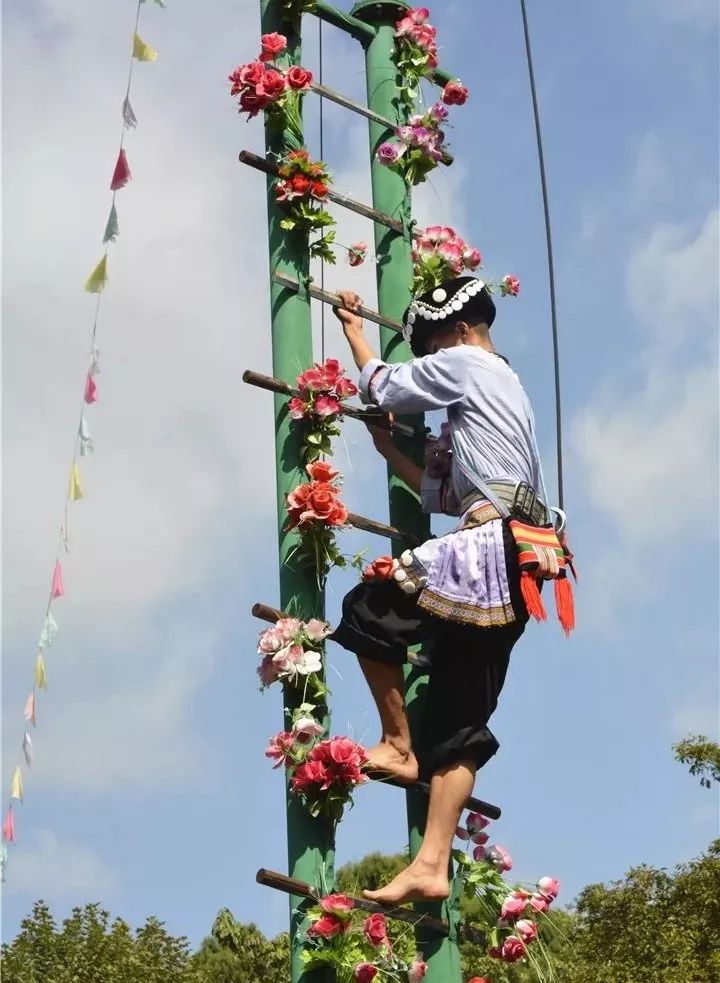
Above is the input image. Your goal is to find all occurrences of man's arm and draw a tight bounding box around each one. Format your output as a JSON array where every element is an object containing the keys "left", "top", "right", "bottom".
[{"left": 333, "top": 289, "right": 377, "bottom": 371}]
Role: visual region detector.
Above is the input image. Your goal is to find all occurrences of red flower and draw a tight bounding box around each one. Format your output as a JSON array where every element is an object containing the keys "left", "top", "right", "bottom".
[
  {"left": 288, "top": 396, "right": 307, "bottom": 420},
  {"left": 265, "top": 731, "right": 295, "bottom": 769},
  {"left": 289, "top": 173, "right": 312, "bottom": 196},
  {"left": 229, "top": 61, "right": 264, "bottom": 94},
  {"left": 335, "top": 376, "right": 358, "bottom": 398},
  {"left": 442, "top": 80, "right": 469, "bottom": 106},
  {"left": 501, "top": 936, "right": 527, "bottom": 962},
  {"left": 259, "top": 32, "right": 287, "bottom": 62},
  {"left": 287, "top": 65, "right": 313, "bottom": 90},
  {"left": 287, "top": 148, "right": 310, "bottom": 161},
  {"left": 320, "top": 358, "right": 342, "bottom": 388},
  {"left": 306, "top": 460, "right": 340, "bottom": 483},
  {"left": 311, "top": 180, "right": 329, "bottom": 199},
  {"left": 363, "top": 556, "right": 397, "bottom": 581},
  {"left": 354, "top": 966, "right": 378, "bottom": 983},
  {"left": 363, "top": 913, "right": 389, "bottom": 948},
  {"left": 297, "top": 366, "right": 328, "bottom": 392},
  {"left": 307, "top": 913, "right": 346, "bottom": 938},
  {"left": 292, "top": 758, "right": 331, "bottom": 794},
  {"left": 257, "top": 69, "right": 286, "bottom": 100},
  {"left": 319, "top": 893, "right": 354, "bottom": 918},
  {"left": 238, "top": 89, "right": 270, "bottom": 117}
]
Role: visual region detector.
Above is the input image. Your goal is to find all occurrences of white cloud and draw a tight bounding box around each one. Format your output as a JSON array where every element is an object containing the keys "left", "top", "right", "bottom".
[
  {"left": 6, "top": 830, "right": 116, "bottom": 899},
  {"left": 637, "top": 0, "right": 719, "bottom": 26}
]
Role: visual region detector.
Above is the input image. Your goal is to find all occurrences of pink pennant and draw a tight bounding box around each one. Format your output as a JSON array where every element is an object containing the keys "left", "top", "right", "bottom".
[
  {"left": 24, "top": 691, "right": 36, "bottom": 727},
  {"left": 84, "top": 373, "right": 98, "bottom": 404},
  {"left": 110, "top": 149, "right": 132, "bottom": 191},
  {"left": 2, "top": 806, "right": 15, "bottom": 843},
  {"left": 51, "top": 561, "right": 65, "bottom": 599}
]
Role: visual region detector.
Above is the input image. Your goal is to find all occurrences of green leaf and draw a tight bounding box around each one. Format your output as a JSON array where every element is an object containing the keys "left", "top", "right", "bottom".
[{"left": 280, "top": 218, "right": 296, "bottom": 230}]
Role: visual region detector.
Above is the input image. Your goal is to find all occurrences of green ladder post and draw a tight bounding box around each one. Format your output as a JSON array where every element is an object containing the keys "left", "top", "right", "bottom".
[{"left": 259, "top": 3, "right": 334, "bottom": 981}]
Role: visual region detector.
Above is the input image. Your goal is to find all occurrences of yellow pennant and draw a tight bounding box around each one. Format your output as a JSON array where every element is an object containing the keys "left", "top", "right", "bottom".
[
  {"left": 10, "top": 766, "right": 23, "bottom": 802},
  {"left": 69, "top": 462, "right": 83, "bottom": 501},
  {"left": 35, "top": 652, "right": 48, "bottom": 690},
  {"left": 84, "top": 255, "right": 108, "bottom": 293},
  {"left": 133, "top": 33, "right": 158, "bottom": 62}
]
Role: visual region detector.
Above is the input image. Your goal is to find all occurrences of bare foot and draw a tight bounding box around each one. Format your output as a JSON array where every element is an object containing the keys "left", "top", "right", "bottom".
[
  {"left": 363, "top": 860, "right": 449, "bottom": 905},
  {"left": 365, "top": 741, "right": 419, "bottom": 784}
]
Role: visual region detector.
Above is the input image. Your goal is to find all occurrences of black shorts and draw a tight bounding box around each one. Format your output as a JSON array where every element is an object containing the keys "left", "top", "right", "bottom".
[{"left": 331, "top": 524, "right": 528, "bottom": 776}]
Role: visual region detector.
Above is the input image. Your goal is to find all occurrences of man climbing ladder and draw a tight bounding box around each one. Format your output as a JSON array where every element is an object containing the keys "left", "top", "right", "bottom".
[{"left": 330, "top": 276, "right": 568, "bottom": 906}]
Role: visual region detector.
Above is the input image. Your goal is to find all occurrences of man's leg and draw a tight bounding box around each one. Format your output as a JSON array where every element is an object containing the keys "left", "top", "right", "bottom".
[
  {"left": 363, "top": 758, "right": 476, "bottom": 903},
  {"left": 358, "top": 656, "right": 418, "bottom": 783}
]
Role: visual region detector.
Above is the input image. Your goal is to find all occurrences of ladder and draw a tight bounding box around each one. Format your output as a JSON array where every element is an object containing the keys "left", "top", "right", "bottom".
[{"left": 240, "top": 2, "right": 501, "bottom": 979}]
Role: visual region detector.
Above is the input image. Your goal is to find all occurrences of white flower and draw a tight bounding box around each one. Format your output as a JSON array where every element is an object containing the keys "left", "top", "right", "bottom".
[
  {"left": 293, "top": 716, "right": 324, "bottom": 742},
  {"left": 296, "top": 650, "right": 322, "bottom": 676}
]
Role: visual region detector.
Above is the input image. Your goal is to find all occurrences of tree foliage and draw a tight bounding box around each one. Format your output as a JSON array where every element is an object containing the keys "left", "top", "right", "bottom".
[{"left": 673, "top": 734, "right": 720, "bottom": 788}]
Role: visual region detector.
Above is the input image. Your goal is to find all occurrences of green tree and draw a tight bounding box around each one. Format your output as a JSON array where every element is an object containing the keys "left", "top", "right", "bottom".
[
  {"left": 673, "top": 734, "right": 720, "bottom": 788},
  {"left": 191, "top": 908, "right": 289, "bottom": 983}
]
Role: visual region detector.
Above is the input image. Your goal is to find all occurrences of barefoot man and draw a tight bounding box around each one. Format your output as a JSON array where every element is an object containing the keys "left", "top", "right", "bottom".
[{"left": 330, "top": 276, "right": 553, "bottom": 905}]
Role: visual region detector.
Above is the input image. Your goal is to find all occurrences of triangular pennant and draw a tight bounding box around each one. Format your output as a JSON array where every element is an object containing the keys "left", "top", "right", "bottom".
[
  {"left": 103, "top": 203, "right": 119, "bottom": 243},
  {"left": 23, "top": 730, "right": 34, "bottom": 767},
  {"left": 84, "top": 255, "right": 108, "bottom": 293},
  {"left": 51, "top": 560, "right": 65, "bottom": 599},
  {"left": 133, "top": 33, "right": 158, "bottom": 62},
  {"left": 0, "top": 843, "right": 7, "bottom": 882},
  {"left": 39, "top": 611, "right": 59, "bottom": 649},
  {"left": 10, "top": 767, "right": 23, "bottom": 802},
  {"left": 90, "top": 346, "right": 101, "bottom": 376},
  {"left": 35, "top": 653, "right": 48, "bottom": 691},
  {"left": 79, "top": 413, "right": 94, "bottom": 456},
  {"left": 24, "top": 692, "right": 36, "bottom": 727},
  {"left": 122, "top": 95, "right": 138, "bottom": 129},
  {"left": 84, "top": 373, "right": 98, "bottom": 404},
  {"left": 2, "top": 807, "right": 15, "bottom": 844},
  {"left": 69, "top": 462, "right": 83, "bottom": 501},
  {"left": 110, "top": 149, "right": 132, "bottom": 191}
]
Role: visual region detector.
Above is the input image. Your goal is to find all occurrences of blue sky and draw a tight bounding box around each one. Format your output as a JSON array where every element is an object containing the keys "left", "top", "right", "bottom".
[{"left": 2, "top": 0, "right": 718, "bottom": 947}]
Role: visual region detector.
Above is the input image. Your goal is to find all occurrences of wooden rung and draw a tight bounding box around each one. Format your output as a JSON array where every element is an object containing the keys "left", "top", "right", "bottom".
[
  {"left": 256, "top": 867, "right": 486, "bottom": 945},
  {"left": 272, "top": 272, "right": 404, "bottom": 334},
  {"left": 308, "top": 82, "right": 453, "bottom": 167},
  {"left": 242, "top": 369, "right": 418, "bottom": 438},
  {"left": 347, "top": 512, "right": 422, "bottom": 546},
  {"left": 239, "top": 150, "right": 404, "bottom": 233}
]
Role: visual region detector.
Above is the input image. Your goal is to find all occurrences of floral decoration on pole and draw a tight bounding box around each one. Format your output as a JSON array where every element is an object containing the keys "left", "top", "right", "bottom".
[
  {"left": 257, "top": 616, "right": 331, "bottom": 699},
  {"left": 286, "top": 461, "right": 350, "bottom": 584},
  {"left": 347, "top": 241, "right": 368, "bottom": 267},
  {"left": 412, "top": 225, "right": 482, "bottom": 293},
  {"left": 288, "top": 359, "right": 359, "bottom": 462},
  {"left": 275, "top": 149, "right": 337, "bottom": 262}
]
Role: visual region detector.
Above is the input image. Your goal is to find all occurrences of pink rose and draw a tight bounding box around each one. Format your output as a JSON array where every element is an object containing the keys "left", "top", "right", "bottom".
[
  {"left": 500, "top": 891, "right": 529, "bottom": 921},
  {"left": 314, "top": 394, "right": 341, "bottom": 418},
  {"left": 275, "top": 617, "right": 302, "bottom": 641},
  {"left": 466, "top": 811, "right": 490, "bottom": 834},
  {"left": 363, "top": 913, "right": 389, "bottom": 947},
  {"left": 229, "top": 61, "right": 264, "bottom": 93},
  {"left": 265, "top": 731, "right": 295, "bottom": 768},
  {"left": 537, "top": 876, "right": 560, "bottom": 901},
  {"left": 408, "top": 7, "right": 430, "bottom": 24},
  {"left": 377, "top": 142, "right": 406, "bottom": 165},
  {"left": 471, "top": 831, "right": 489, "bottom": 846},
  {"left": 442, "top": 80, "right": 469, "bottom": 106},
  {"left": 408, "top": 959, "right": 428, "bottom": 982},
  {"left": 287, "top": 65, "right": 313, "bottom": 90},
  {"left": 288, "top": 396, "right": 307, "bottom": 420},
  {"left": 320, "top": 893, "right": 354, "bottom": 918},
  {"left": 238, "top": 89, "right": 270, "bottom": 117},
  {"left": 516, "top": 919, "right": 538, "bottom": 943},
  {"left": 304, "top": 618, "right": 330, "bottom": 641},
  {"left": 409, "top": 24, "right": 437, "bottom": 50},
  {"left": 347, "top": 241, "right": 368, "bottom": 267},
  {"left": 307, "top": 913, "right": 346, "bottom": 938},
  {"left": 472, "top": 844, "right": 487, "bottom": 861},
  {"left": 258, "top": 627, "right": 284, "bottom": 654},
  {"left": 272, "top": 643, "right": 305, "bottom": 674},
  {"left": 501, "top": 274, "right": 520, "bottom": 297},
  {"left": 257, "top": 69, "right": 286, "bottom": 100},
  {"left": 464, "top": 248, "right": 483, "bottom": 270},
  {"left": 487, "top": 845, "right": 513, "bottom": 872},
  {"left": 354, "top": 965, "right": 378, "bottom": 983},
  {"left": 291, "top": 758, "right": 331, "bottom": 793},
  {"left": 501, "top": 936, "right": 527, "bottom": 963},
  {"left": 335, "top": 376, "right": 358, "bottom": 398},
  {"left": 297, "top": 366, "right": 326, "bottom": 391},
  {"left": 306, "top": 460, "right": 340, "bottom": 483},
  {"left": 429, "top": 102, "right": 449, "bottom": 122},
  {"left": 529, "top": 893, "right": 549, "bottom": 913},
  {"left": 259, "top": 32, "right": 287, "bottom": 62}
]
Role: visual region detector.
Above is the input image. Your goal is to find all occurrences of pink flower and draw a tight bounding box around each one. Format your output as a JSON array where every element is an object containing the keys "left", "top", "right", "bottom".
[
  {"left": 288, "top": 395, "right": 307, "bottom": 420},
  {"left": 306, "top": 460, "right": 340, "bottom": 483},
  {"left": 286, "top": 66, "right": 313, "bottom": 90},
  {"left": 363, "top": 913, "right": 389, "bottom": 947},
  {"left": 501, "top": 936, "right": 527, "bottom": 963},
  {"left": 259, "top": 32, "right": 287, "bottom": 62},
  {"left": 297, "top": 366, "right": 326, "bottom": 391},
  {"left": 466, "top": 811, "right": 490, "bottom": 833},
  {"left": 320, "top": 893, "right": 354, "bottom": 918},
  {"left": 320, "top": 358, "right": 342, "bottom": 388},
  {"left": 257, "top": 654, "right": 280, "bottom": 687},
  {"left": 258, "top": 627, "right": 284, "bottom": 654},
  {"left": 442, "top": 80, "right": 470, "bottom": 106},
  {"left": 537, "top": 876, "right": 560, "bottom": 901},
  {"left": 304, "top": 618, "right": 331, "bottom": 641},
  {"left": 229, "top": 61, "right": 264, "bottom": 93},
  {"left": 500, "top": 891, "right": 530, "bottom": 921},
  {"left": 488, "top": 947, "right": 503, "bottom": 960},
  {"left": 292, "top": 757, "right": 331, "bottom": 793},
  {"left": 308, "top": 913, "right": 346, "bottom": 938},
  {"left": 272, "top": 643, "right": 305, "bottom": 674},
  {"left": 464, "top": 248, "right": 483, "bottom": 270},
  {"left": 265, "top": 731, "right": 295, "bottom": 768},
  {"left": 238, "top": 89, "right": 271, "bottom": 117},
  {"left": 529, "top": 893, "right": 550, "bottom": 913},
  {"left": 257, "top": 69, "right": 286, "bottom": 101},
  {"left": 292, "top": 715, "right": 325, "bottom": 743},
  {"left": 409, "top": 126, "right": 433, "bottom": 148},
  {"left": 354, "top": 965, "right": 378, "bottom": 983},
  {"left": 438, "top": 241, "right": 464, "bottom": 272},
  {"left": 276, "top": 617, "right": 302, "bottom": 641},
  {"left": 516, "top": 919, "right": 538, "bottom": 944},
  {"left": 377, "top": 141, "right": 406, "bottom": 165},
  {"left": 429, "top": 102, "right": 449, "bottom": 122},
  {"left": 314, "top": 394, "right": 341, "bottom": 418},
  {"left": 395, "top": 16, "right": 416, "bottom": 37},
  {"left": 455, "top": 825, "right": 470, "bottom": 841},
  {"left": 472, "top": 844, "right": 487, "bottom": 861},
  {"left": 471, "top": 831, "right": 489, "bottom": 846},
  {"left": 335, "top": 376, "right": 358, "bottom": 399},
  {"left": 408, "top": 959, "right": 428, "bottom": 982},
  {"left": 487, "top": 845, "right": 513, "bottom": 872},
  {"left": 501, "top": 274, "right": 520, "bottom": 297},
  {"left": 348, "top": 241, "right": 368, "bottom": 267},
  {"left": 408, "top": 7, "right": 430, "bottom": 24},
  {"left": 409, "top": 23, "right": 437, "bottom": 48}
]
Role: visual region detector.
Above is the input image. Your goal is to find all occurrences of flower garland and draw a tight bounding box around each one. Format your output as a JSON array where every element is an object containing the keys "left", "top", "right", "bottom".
[
  {"left": 286, "top": 461, "right": 350, "bottom": 584},
  {"left": 288, "top": 358, "right": 359, "bottom": 463},
  {"left": 302, "top": 898, "right": 428, "bottom": 982},
  {"left": 257, "top": 616, "right": 331, "bottom": 700},
  {"left": 377, "top": 103, "right": 449, "bottom": 187},
  {"left": 267, "top": 732, "right": 369, "bottom": 822},
  {"left": 412, "top": 225, "right": 482, "bottom": 293},
  {"left": 276, "top": 149, "right": 337, "bottom": 263},
  {"left": 453, "top": 812, "right": 561, "bottom": 980},
  {"left": 229, "top": 33, "right": 312, "bottom": 145}
]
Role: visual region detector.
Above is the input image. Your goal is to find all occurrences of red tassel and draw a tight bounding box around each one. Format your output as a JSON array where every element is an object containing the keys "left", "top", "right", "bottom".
[
  {"left": 110, "top": 149, "right": 132, "bottom": 191},
  {"left": 520, "top": 571, "right": 546, "bottom": 622},
  {"left": 555, "top": 577, "right": 575, "bottom": 636}
]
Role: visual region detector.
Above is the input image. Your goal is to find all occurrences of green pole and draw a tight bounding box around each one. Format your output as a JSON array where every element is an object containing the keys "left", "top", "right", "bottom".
[
  {"left": 350, "top": 2, "right": 462, "bottom": 980},
  {"left": 259, "top": 3, "right": 334, "bottom": 981}
]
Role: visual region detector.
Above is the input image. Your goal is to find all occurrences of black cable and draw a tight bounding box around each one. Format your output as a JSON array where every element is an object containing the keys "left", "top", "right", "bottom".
[{"left": 519, "top": 0, "right": 564, "bottom": 510}]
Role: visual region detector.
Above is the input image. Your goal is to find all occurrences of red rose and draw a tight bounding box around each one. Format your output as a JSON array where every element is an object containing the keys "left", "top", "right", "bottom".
[
  {"left": 354, "top": 965, "right": 378, "bottom": 983},
  {"left": 442, "top": 80, "right": 469, "bottom": 106},
  {"left": 257, "top": 69, "right": 286, "bottom": 100},
  {"left": 307, "top": 484, "right": 337, "bottom": 519},
  {"left": 501, "top": 936, "right": 527, "bottom": 963},
  {"left": 306, "top": 460, "right": 340, "bottom": 483},
  {"left": 320, "top": 893, "right": 354, "bottom": 918},
  {"left": 286, "top": 483, "right": 311, "bottom": 527},
  {"left": 307, "top": 913, "right": 346, "bottom": 938},
  {"left": 363, "top": 913, "right": 389, "bottom": 948},
  {"left": 238, "top": 90, "right": 270, "bottom": 117},
  {"left": 292, "top": 758, "right": 331, "bottom": 793},
  {"left": 311, "top": 180, "right": 329, "bottom": 199},
  {"left": 259, "top": 32, "right": 287, "bottom": 62},
  {"left": 229, "top": 61, "right": 263, "bottom": 94},
  {"left": 335, "top": 376, "right": 358, "bottom": 398},
  {"left": 287, "top": 65, "right": 313, "bottom": 90},
  {"left": 327, "top": 502, "right": 348, "bottom": 526},
  {"left": 365, "top": 556, "right": 396, "bottom": 581},
  {"left": 289, "top": 173, "right": 312, "bottom": 196}
]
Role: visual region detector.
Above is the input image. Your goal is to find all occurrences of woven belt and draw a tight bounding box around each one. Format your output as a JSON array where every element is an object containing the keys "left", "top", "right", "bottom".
[{"left": 460, "top": 481, "right": 548, "bottom": 526}]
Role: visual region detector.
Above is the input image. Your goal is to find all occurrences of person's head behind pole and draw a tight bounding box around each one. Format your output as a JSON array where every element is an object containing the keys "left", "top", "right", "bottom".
[{"left": 403, "top": 276, "right": 497, "bottom": 357}]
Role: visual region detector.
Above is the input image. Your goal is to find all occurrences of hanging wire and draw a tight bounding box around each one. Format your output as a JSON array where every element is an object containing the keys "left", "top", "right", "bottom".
[
  {"left": 318, "top": 19, "right": 326, "bottom": 362},
  {"left": 519, "top": 0, "right": 564, "bottom": 510}
]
